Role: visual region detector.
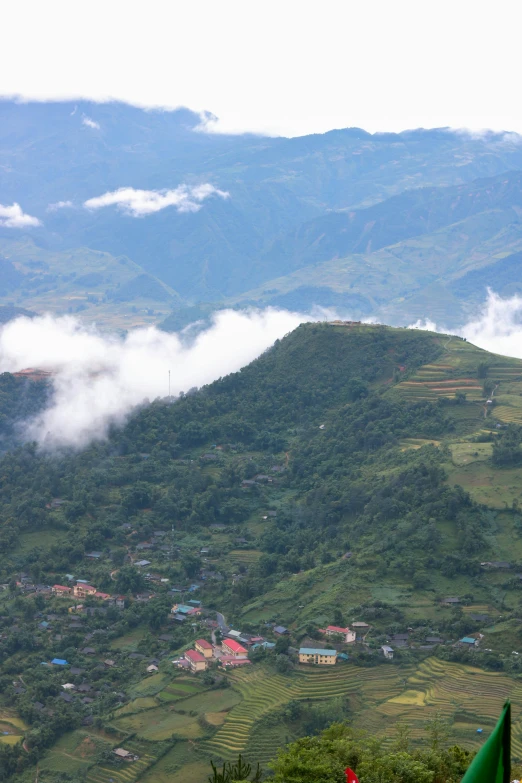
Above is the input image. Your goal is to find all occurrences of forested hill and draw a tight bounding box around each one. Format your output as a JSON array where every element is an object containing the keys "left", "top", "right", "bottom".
[
  {"left": 126, "top": 323, "right": 443, "bottom": 449},
  {"left": 4, "top": 323, "right": 522, "bottom": 781},
  {"left": 0, "top": 321, "right": 511, "bottom": 576}
]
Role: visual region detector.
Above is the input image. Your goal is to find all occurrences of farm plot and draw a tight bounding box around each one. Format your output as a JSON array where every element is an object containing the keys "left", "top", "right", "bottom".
[
  {"left": 85, "top": 738, "right": 159, "bottom": 783},
  {"left": 449, "top": 442, "right": 493, "bottom": 466},
  {"left": 394, "top": 342, "right": 522, "bottom": 404},
  {"left": 113, "top": 704, "right": 204, "bottom": 741},
  {"left": 171, "top": 688, "right": 242, "bottom": 714},
  {"left": 128, "top": 672, "right": 168, "bottom": 698},
  {"left": 493, "top": 404, "right": 522, "bottom": 424},
  {"left": 157, "top": 678, "right": 207, "bottom": 702},
  {"left": 40, "top": 729, "right": 114, "bottom": 776},
  {"left": 228, "top": 549, "right": 263, "bottom": 566},
  {"left": 0, "top": 710, "right": 26, "bottom": 745},
  {"left": 400, "top": 438, "right": 441, "bottom": 451}
]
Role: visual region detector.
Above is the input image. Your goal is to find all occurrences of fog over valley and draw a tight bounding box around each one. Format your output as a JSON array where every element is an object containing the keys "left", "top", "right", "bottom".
[{"left": 0, "top": 290, "right": 519, "bottom": 449}]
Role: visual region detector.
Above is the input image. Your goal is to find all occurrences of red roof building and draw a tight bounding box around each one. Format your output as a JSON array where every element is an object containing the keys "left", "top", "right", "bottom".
[
  {"left": 219, "top": 656, "right": 252, "bottom": 668},
  {"left": 195, "top": 639, "right": 213, "bottom": 658},
  {"left": 222, "top": 638, "right": 248, "bottom": 657},
  {"left": 324, "top": 625, "right": 356, "bottom": 643},
  {"left": 185, "top": 648, "right": 207, "bottom": 672},
  {"left": 52, "top": 585, "right": 71, "bottom": 594}
]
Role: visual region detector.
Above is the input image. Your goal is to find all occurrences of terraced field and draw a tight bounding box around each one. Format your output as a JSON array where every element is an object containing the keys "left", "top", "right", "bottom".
[
  {"left": 199, "top": 664, "right": 404, "bottom": 763},
  {"left": 35, "top": 657, "right": 522, "bottom": 781},
  {"left": 493, "top": 403, "right": 522, "bottom": 425},
  {"left": 85, "top": 739, "right": 159, "bottom": 783},
  {"left": 198, "top": 658, "right": 522, "bottom": 766},
  {"left": 365, "top": 658, "right": 522, "bottom": 754},
  {"left": 0, "top": 710, "right": 26, "bottom": 746},
  {"left": 394, "top": 338, "right": 522, "bottom": 403},
  {"left": 228, "top": 549, "right": 263, "bottom": 566}
]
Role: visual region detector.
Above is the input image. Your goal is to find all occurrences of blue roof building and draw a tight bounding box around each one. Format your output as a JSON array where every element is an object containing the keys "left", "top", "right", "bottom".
[
  {"left": 460, "top": 637, "right": 477, "bottom": 645},
  {"left": 51, "top": 658, "right": 68, "bottom": 666},
  {"left": 299, "top": 648, "right": 337, "bottom": 664}
]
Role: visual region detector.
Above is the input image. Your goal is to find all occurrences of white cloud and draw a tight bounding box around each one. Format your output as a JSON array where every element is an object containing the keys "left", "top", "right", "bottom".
[
  {"left": 0, "top": 308, "right": 312, "bottom": 449},
  {"left": 0, "top": 203, "right": 41, "bottom": 228},
  {"left": 83, "top": 184, "right": 229, "bottom": 217},
  {"left": 410, "top": 289, "right": 522, "bottom": 360},
  {"left": 47, "top": 200, "right": 74, "bottom": 212},
  {"left": 5, "top": 290, "right": 522, "bottom": 452},
  {"left": 82, "top": 115, "right": 100, "bottom": 129}
]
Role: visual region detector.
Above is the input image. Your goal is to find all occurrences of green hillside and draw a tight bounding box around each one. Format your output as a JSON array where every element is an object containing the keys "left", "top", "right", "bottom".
[
  {"left": 0, "top": 238, "right": 181, "bottom": 331},
  {"left": 4, "top": 323, "right": 522, "bottom": 781}
]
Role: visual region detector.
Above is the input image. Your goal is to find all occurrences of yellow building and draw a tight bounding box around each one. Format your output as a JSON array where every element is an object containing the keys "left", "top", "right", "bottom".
[
  {"left": 195, "top": 639, "right": 213, "bottom": 658},
  {"left": 185, "top": 649, "right": 208, "bottom": 672},
  {"left": 299, "top": 647, "right": 337, "bottom": 665}
]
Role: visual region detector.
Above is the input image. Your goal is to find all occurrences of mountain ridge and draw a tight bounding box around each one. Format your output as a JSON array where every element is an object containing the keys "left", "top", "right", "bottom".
[{"left": 3, "top": 100, "right": 522, "bottom": 323}]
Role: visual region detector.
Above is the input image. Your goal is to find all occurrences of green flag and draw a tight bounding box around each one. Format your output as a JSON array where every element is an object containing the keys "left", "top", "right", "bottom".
[{"left": 461, "top": 701, "right": 511, "bottom": 783}]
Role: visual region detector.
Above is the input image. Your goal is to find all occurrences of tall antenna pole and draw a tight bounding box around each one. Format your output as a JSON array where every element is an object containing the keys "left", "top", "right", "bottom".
[{"left": 168, "top": 370, "right": 171, "bottom": 400}]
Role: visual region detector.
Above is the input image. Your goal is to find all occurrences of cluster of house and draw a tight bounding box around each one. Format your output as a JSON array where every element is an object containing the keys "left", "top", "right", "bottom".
[
  {"left": 51, "top": 579, "right": 125, "bottom": 609},
  {"left": 297, "top": 622, "right": 371, "bottom": 666},
  {"left": 175, "top": 622, "right": 291, "bottom": 673},
  {"left": 176, "top": 636, "right": 253, "bottom": 673},
  {"left": 170, "top": 600, "right": 203, "bottom": 622}
]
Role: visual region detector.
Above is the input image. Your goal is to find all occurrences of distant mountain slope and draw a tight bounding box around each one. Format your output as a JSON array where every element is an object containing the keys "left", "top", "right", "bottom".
[
  {"left": 247, "top": 170, "right": 522, "bottom": 286},
  {"left": 4, "top": 101, "right": 522, "bottom": 307},
  {"left": 0, "top": 238, "right": 182, "bottom": 330},
  {"left": 227, "top": 171, "right": 522, "bottom": 325}
]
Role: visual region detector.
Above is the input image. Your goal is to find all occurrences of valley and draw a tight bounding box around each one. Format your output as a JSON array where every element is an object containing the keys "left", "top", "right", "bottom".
[
  {"left": 4, "top": 102, "right": 522, "bottom": 328},
  {"left": 2, "top": 324, "right": 522, "bottom": 780}
]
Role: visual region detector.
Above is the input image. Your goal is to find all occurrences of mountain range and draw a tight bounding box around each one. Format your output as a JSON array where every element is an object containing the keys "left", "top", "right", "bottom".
[{"left": 2, "top": 100, "right": 522, "bottom": 327}]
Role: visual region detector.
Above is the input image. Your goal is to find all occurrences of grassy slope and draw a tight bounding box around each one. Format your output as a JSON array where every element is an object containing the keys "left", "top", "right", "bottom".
[
  {"left": 231, "top": 211, "right": 522, "bottom": 326},
  {"left": 0, "top": 238, "right": 181, "bottom": 331}
]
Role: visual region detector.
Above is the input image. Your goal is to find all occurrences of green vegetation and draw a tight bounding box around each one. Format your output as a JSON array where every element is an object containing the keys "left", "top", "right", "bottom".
[
  {"left": 0, "top": 238, "right": 180, "bottom": 330},
  {"left": 4, "top": 323, "right": 522, "bottom": 780}
]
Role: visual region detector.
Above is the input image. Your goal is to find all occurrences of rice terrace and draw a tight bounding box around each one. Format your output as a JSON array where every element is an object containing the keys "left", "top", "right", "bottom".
[{"left": 22, "top": 658, "right": 522, "bottom": 782}]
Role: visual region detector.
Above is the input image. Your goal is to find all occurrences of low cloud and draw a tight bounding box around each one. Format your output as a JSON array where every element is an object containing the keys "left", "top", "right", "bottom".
[
  {"left": 83, "top": 183, "right": 229, "bottom": 217},
  {"left": 47, "top": 200, "right": 74, "bottom": 212},
  {"left": 3, "top": 291, "right": 520, "bottom": 452},
  {"left": 0, "top": 203, "right": 41, "bottom": 228},
  {"left": 410, "top": 289, "right": 522, "bottom": 359},
  {"left": 0, "top": 308, "right": 309, "bottom": 449},
  {"left": 82, "top": 116, "right": 100, "bottom": 130}
]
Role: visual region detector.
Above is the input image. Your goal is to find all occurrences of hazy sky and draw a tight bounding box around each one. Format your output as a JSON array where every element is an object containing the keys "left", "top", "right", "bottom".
[{"left": 1, "top": 0, "right": 520, "bottom": 137}]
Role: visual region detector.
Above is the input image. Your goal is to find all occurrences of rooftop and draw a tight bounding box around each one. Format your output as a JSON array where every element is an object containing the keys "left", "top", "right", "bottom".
[
  {"left": 299, "top": 648, "right": 337, "bottom": 656},
  {"left": 185, "top": 649, "right": 206, "bottom": 663},
  {"left": 223, "top": 638, "right": 248, "bottom": 654}
]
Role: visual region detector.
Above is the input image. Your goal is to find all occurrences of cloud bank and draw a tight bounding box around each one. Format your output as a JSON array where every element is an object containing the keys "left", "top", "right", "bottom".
[
  {"left": 1, "top": 290, "right": 521, "bottom": 451},
  {"left": 0, "top": 203, "right": 41, "bottom": 228},
  {"left": 0, "top": 308, "right": 305, "bottom": 449},
  {"left": 410, "top": 289, "right": 522, "bottom": 357},
  {"left": 83, "top": 184, "right": 229, "bottom": 217}
]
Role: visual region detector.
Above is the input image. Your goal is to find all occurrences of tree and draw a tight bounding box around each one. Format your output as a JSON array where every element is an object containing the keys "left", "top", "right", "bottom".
[
  {"left": 270, "top": 723, "right": 473, "bottom": 783},
  {"left": 114, "top": 566, "right": 144, "bottom": 594},
  {"left": 208, "top": 754, "right": 262, "bottom": 783},
  {"left": 274, "top": 654, "right": 293, "bottom": 674}
]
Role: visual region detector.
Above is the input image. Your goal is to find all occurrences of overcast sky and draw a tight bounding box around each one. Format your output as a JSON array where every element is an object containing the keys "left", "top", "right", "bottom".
[{"left": 1, "top": 0, "right": 519, "bottom": 137}]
